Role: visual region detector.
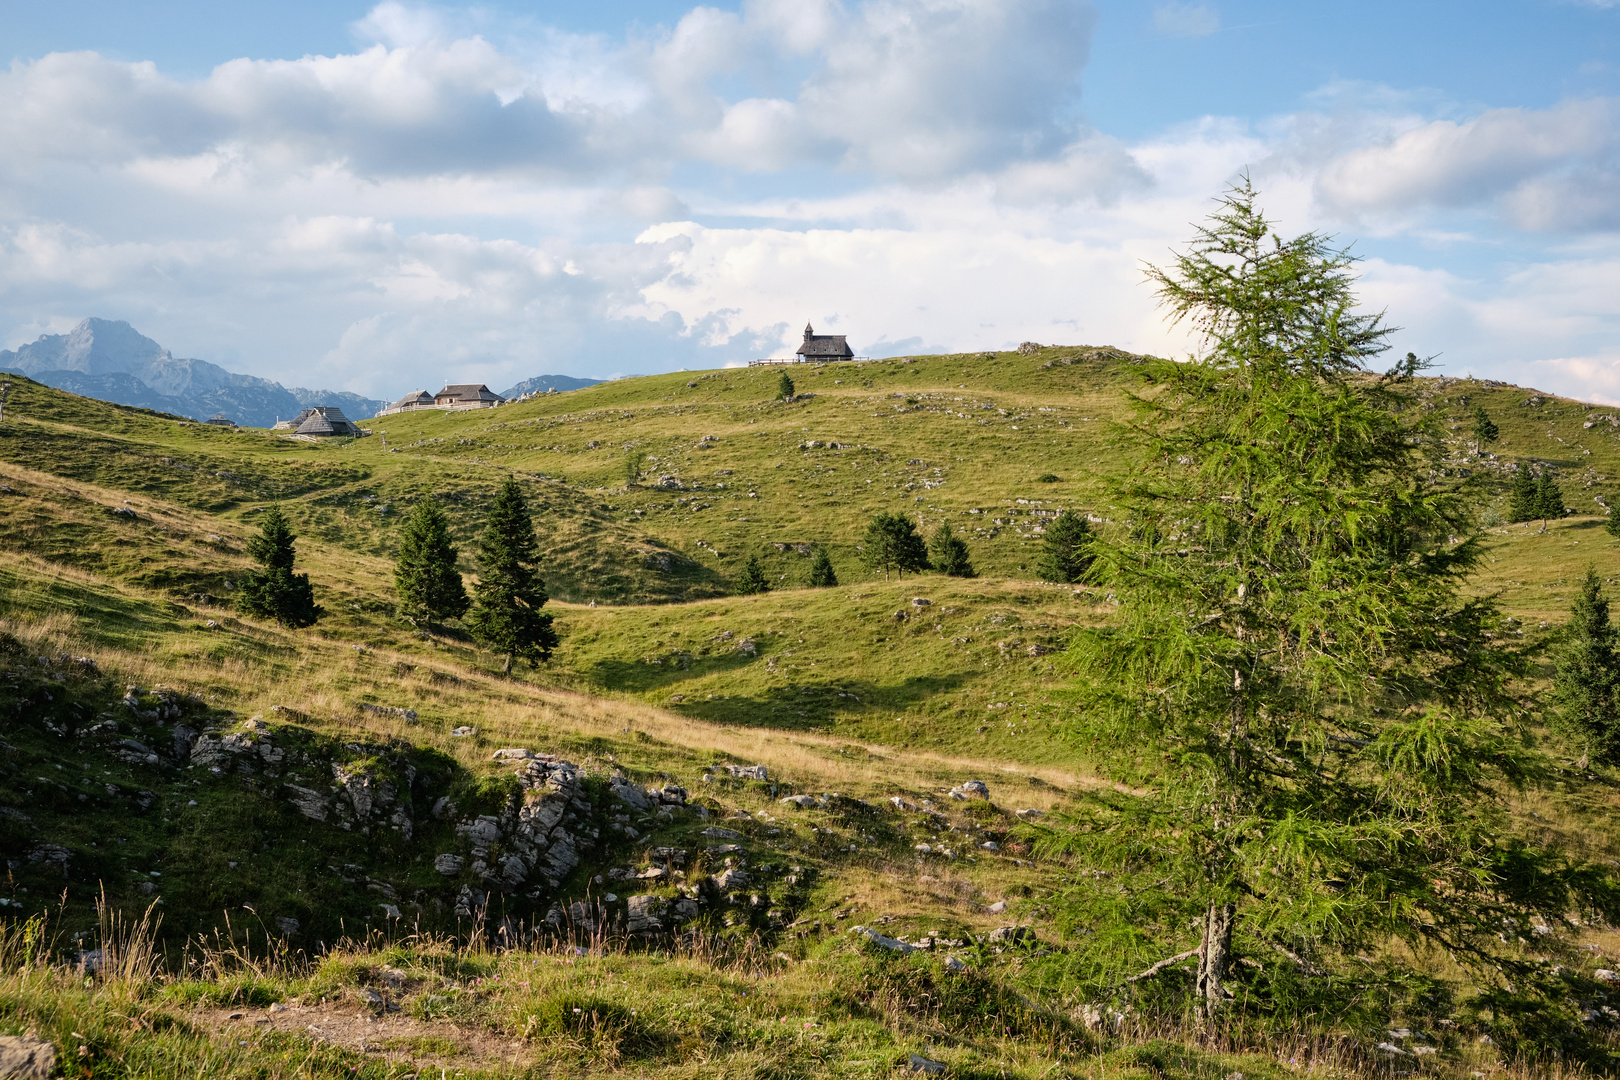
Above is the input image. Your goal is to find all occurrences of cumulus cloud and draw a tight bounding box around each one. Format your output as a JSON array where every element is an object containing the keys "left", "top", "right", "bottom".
[
  {"left": 1314, "top": 98, "right": 1620, "bottom": 230},
  {"left": 2, "top": 2, "right": 1620, "bottom": 408}
]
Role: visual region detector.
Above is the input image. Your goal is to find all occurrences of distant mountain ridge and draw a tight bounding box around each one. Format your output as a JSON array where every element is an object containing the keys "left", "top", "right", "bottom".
[
  {"left": 0, "top": 319, "right": 383, "bottom": 427},
  {"left": 499, "top": 374, "right": 602, "bottom": 398}
]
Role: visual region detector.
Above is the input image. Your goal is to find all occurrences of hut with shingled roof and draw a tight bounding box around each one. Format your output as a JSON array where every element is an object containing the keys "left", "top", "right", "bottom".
[{"left": 795, "top": 323, "right": 855, "bottom": 361}]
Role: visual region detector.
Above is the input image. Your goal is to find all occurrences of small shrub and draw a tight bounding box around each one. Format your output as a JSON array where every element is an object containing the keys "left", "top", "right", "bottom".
[
  {"left": 1035, "top": 473, "right": 1061, "bottom": 483},
  {"left": 518, "top": 993, "right": 668, "bottom": 1062}
]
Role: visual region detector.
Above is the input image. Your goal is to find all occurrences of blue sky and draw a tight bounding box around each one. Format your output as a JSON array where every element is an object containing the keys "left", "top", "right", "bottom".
[{"left": 1, "top": 0, "right": 1618, "bottom": 400}]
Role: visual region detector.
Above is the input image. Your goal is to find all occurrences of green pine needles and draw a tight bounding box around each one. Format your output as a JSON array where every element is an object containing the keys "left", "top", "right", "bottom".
[
  {"left": 860, "top": 512, "right": 929, "bottom": 580},
  {"left": 1552, "top": 568, "right": 1620, "bottom": 763},
  {"left": 466, "top": 477, "right": 558, "bottom": 675},
  {"left": 394, "top": 498, "right": 469, "bottom": 625},
  {"left": 1047, "top": 179, "right": 1618, "bottom": 1044},
  {"left": 778, "top": 372, "right": 795, "bottom": 401},
  {"left": 929, "top": 521, "right": 975, "bottom": 577},
  {"left": 1471, "top": 403, "right": 1499, "bottom": 451},
  {"left": 1037, "top": 511, "right": 1094, "bottom": 583},
  {"left": 236, "top": 505, "right": 322, "bottom": 628},
  {"left": 807, "top": 546, "right": 838, "bottom": 587},
  {"left": 1509, "top": 465, "right": 1566, "bottom": 527},
  {"left": 736, "top": 554, "right": 770, "bottom": 594}
]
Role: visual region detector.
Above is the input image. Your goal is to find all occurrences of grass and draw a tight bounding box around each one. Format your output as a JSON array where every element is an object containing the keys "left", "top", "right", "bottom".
[{"left": 3, "top": 357, "right": 1620, "bottom": 1074}]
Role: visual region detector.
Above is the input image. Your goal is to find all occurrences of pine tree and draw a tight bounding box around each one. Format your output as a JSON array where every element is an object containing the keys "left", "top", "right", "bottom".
[
  {"left": 1552, "top": 568, "right": 1620, "bottom": 763},
  {"left": 1471, "top": 403, "right": 1499, "bottom": 451},
  {"left": 860, "top": 512, "right": 929, "bottom": 580},
  {"left": 1037, "top": 511, "right": 1094, "bottom": 583},
  {"left": 466, "top": 477, "right": 558, "bottom": 675},
  {"left": 1535, "top": 470, "right": 1566, "bottom": 527},
  {"left": 1607, "top": 505, "right": 1620, "bottom": 540},
  {"left": 1052, "top": 180, "right": 1611, "bottom": 1034},
  {"left": 778, "top": 372, "right": 795, "bottom": 401},
  {"left": 394, "top": 498, "right": 469, "bottom": 625},
  {"left": 929, "top": 521, "right": 975, "bottom": 577},
  {"left": 807, "top": 546, "right": 838, "bottom": 587},
  {"left": 1508, "top": 465, "right": 1538, "bottom": 523},
  {"left": 736, "top": 554, "right": 770, "bottom": 594},
  {"left": 237, "top": 505, "right": 322, "bottom": 628}
]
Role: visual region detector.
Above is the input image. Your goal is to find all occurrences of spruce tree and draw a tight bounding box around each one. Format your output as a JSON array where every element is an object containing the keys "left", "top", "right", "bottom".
[
  {"left": 1471, "top": 403, "right": 1499, "bottom": 451},
  {"left": 237, "top": 505, "right": 322, "bottom": 628},
  {"left": 466, "top": 477, "right": 558, "bottom": 675},
  {"left": 1535, "top": 470, "right": 1566, "bottom": 527},
  {"left": 860, "top": 512, "right": 929, "bottom": 580},
  {"left": 1607, "top": 505, "right": 1620, "bottom": 540},
  {"left": 1052, "top": 180, "right": 1613, "bottom": 1035},
  {"left": 778, "top": 372, "right": 795, "bottom": 401},
  {"left": 1552, "top": 568, "right": 1620, "bottom": 763},
  {"left": 807, "top": 546, "right": 838, "bottom": 587},
  {"left": 1508, "top": 464, "right": 1538, "bottom": 523},
  {"left": 1037, "top": 511, "right": 1094, "bottom": 583},
  {"left": 736, "top": 554, "right": 770, "bottom": 594},
  {"left": 395, "top": 498, "right": 469, "bottom": 625},
  {"left": 929, "top": 521, "right": 975, "bottom": 577}
]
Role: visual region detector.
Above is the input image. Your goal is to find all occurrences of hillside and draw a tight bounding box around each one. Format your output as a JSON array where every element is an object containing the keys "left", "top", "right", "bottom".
[{"left": 1, "top": 349, "right": 1620, "bottom": 1077}]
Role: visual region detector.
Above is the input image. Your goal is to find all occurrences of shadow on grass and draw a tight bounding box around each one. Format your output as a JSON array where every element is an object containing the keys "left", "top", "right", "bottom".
[{"left": 668, "top": 672, "right": 976, "bottom": 732}]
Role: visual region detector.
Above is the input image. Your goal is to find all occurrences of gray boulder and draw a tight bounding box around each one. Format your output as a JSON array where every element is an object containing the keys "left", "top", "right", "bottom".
[{"left": 0, "top": 1035, "right": 56, "bottom": 1078}]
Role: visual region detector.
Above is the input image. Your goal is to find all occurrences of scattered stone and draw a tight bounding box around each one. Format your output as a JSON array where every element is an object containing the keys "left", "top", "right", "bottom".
[
  {"left": 724, "top": 764, "right": 768, "bottom": 781},
  {"left": 779, "top": 795, "right": 818, "bottom": 809},
  {"left": 908, "top": 1054, "right": 946, "bottom": 1074},
  {"left": 943, "top": 955, "right": 967, "bottom": 972},
  {"left": 1016, "top": 341, "right": 1042, "bottom": 355},
  {"left": 1014, "top": 809, "right": 1044, "bottom": 820},
  {"left": 987, "top": 900, "right": 1006, "bottom": 914},
  {"left": 987, "top": 926, "right": 1034, "bottom": 945},
  {"left": 851, "top": 925, "right": 916, "bottom": 954},
  {"left": 434, "top": 853, "right": 465, "bottom": 875},
  {"left": 951, "top": 780, "right": 989, "bottom": 800},
  {"left": 360, "top": 704, "right": 418, "bottom": 723},
  {"left": 701, "top": 826, "right": 744, "bottom": 840},
  {"left": 1598, "top": 969, "right": 1620, "bottom": 983},
  {"left": 911, "top": 597, "right": 932, "bottom": 607},
  {"left": 449, "top": 726, "right": 475, "bottom": 737},
  {"left": 715, "top": 867, "right": 751, "bottom": 890},
  {"left": 609, "top": 775, "right": 652, "bottom": 811},
  {"left": 1376, "top": 1042, "right": 1413, "bottom": 1058},
  {"left": 626, "top": 895, "right": 664, "bottom": 934},
  {"left": 378, "top": 903, "right": 401, "bottom": 918}
]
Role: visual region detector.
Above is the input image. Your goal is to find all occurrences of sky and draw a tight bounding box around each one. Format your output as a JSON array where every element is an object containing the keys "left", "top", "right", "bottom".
[{"left": 1, "top": 0, "right": 1619, "bottom": 401}]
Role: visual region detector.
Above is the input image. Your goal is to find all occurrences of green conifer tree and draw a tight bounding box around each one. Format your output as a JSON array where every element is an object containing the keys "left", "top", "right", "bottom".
[
  {"left": 466, "top": 477, "right": 558, "bottom": 675},
  {"left": 929, "top": 520, "right": 975, "bottom": 577},
  {"left": 1471, "top": 403, "right": 1499, "bottom": 452},
  {"left": 1607, "top": 505, "right": 1620, "bottom": 540},
  {"left": 778, "top": 371, "right": 795, "bottom": 400},
  {"left": 1535, "top": 470, "right": 1566, "bottom": 527},
  {"left": 237, "top": 505, "right": 322, "bottom": 628},
  {"left": 860, "top": 512, "right": 929, "bottom": 580},
  {"left": 1508, "top": 465, "right": 1538, "bottom": 523},
  {"left": 1037, "top": 511, "right": 1094, "bottom": 583},
  {"left": 1052, "top": 179, "right": 1614, "bottom": 1036},
  {"left": 736, "top": 554, "right": 770, "bottom": 594},
  {"left": 624, "top": 450, "right": 645, "bottom": 487},
  {"left": 807, "top": 546, "right": 838, "bottom": 587},
  {"left": 1552, "top": 568, "right": 1620, "bottom": 763},
  {"left": 394, "top": 498, "right": 469, "bottom": 625}
]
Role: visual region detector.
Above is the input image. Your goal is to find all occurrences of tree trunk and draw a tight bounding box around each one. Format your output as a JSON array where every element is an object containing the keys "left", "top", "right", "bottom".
[
  {"left": 1194, "top": 900, "right": 1235, "bottom": 1027},
  {"left": 503, "top": 652, "right": 513, "bottom": 677}
]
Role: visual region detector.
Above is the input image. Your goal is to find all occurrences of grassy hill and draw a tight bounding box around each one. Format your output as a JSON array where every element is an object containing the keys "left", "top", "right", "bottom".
[{"left": 1, "top": 352, "right": 1619, "bottom": 1077}]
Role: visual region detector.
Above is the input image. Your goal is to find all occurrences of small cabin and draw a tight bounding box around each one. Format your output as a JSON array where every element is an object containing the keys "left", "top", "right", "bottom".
[
  {"left": 203, "top": 413, "right": 236, "bottom": 428},
  {"left": 281, "top": 406, "right": 362, "bottom": 438},
  {"left": 388, "top": 390, "right": 435, "bottom": 413},
  {"left": 795, "top": 323, "right": 855, "bottom": 361},
  {"left": 434, "top": 384, "right": 504, "bottom": 409}
]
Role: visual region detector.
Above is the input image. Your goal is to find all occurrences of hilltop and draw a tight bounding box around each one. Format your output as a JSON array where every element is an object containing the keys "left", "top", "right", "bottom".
[{"left": 0, "top": 346, "right": 1619, "bottom": 1077}]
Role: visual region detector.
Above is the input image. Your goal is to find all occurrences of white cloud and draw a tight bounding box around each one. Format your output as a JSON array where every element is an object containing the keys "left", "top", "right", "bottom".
[
  {"left": 1314, "top": 99, "right": 1620, "bottom": 230},
  {"left": 1153, "top": 3, "right": 1219, "bottom": 37},
  {"left": 2, "top": 3, "right": 1620, "bottom": 410}
]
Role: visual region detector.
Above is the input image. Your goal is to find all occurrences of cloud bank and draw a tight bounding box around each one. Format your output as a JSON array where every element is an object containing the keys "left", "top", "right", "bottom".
[{"left": 0, "top": 0, "right": 1617, "bottom": 403}]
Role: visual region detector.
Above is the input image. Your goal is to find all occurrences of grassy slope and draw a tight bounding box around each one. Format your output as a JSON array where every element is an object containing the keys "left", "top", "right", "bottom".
[{"left": 2, "top": 358, "right": 1620, "bottom": 1076}]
